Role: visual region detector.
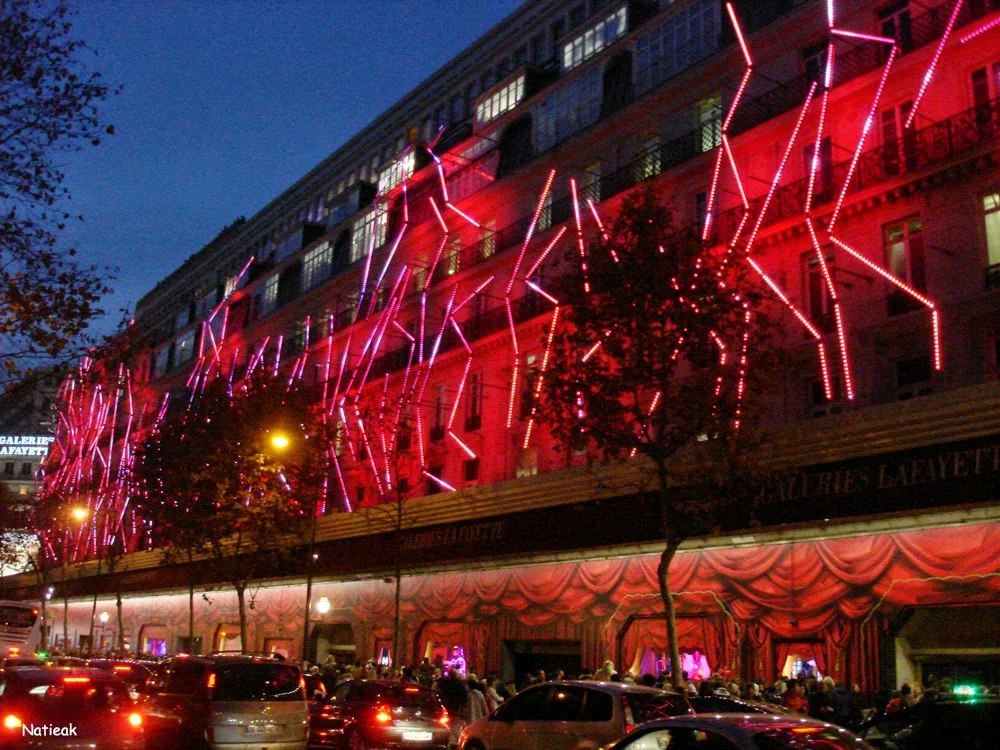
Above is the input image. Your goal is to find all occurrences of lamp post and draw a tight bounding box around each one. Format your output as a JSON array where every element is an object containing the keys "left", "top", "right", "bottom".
[{"left": 62, "top": 505, "right": 89, "bottom": 650}]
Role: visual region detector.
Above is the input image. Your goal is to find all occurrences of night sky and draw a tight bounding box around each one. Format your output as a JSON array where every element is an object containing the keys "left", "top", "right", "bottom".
[{"left": 58, "top": 0, "right": 525, "bottom": 336}]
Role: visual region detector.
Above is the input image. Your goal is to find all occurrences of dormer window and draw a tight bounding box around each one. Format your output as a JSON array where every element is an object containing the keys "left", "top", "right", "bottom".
[{"left": 561, "top": 6, "right": 627, "bottom": 71}]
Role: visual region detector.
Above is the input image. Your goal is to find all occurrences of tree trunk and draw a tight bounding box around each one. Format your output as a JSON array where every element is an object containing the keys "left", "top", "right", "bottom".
[
  {"left": 63, "top": 593, "right": 69, "bottom": 650},
  {"left": 88, "top": 558, "right": 101, "bottom": 653},
  {"left": 392, "top": 500, "right": 402, "bottom": 672},
  {"left": 236, "top": 583, "right": 249, "bottom": 655},
  {"left": 39, "top": 596, "right": 48, "bottom": 652},
  {"left": 187, "top": 548, "right": 195, "bottom": 652},
  {"left": 115, "top": 589, "right": 124, "bottom": 655},
  {"left": 658, "top": 541, "right": 684, "bottom": 691}
]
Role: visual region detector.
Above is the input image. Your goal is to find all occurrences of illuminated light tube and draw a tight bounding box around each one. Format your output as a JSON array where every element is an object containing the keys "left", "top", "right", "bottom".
[
  {"left": 436, "top": 161, "right": 449, "bottom": 202},
  {"left": 569, "top": 179, "right": 590, "bottom": 293},
  {"left": 446, "top": 202, "right": 481, "bottom": 228},
  {"left": 401, "top": 180, "right": 409, "bottom": 224},
  {"left": 805, "top": 90, "right": 830, "bottom": 212},
  {"left": 932, "top": 309, "right": 942, "bottom": 370},
  {"left": 581, "top": 340, "right": 602, "bottom": 362},
  {"left": 722, "top": 134, "right": 748, "bottom": 207},
  {"left": 448, "top": 431, "right": 477, "bottom": 460},
  {"left": 416, "top": 408, "right": 426, "bottom": 467},
  {"left": 450, "top": 317, "right": 472, "bottom": 353},
  {"left": 393, "top": 320, "right": 415, "bottom": 342},
  {"left": 830, "top": 27, "right": 896, "bottom": 45},
  {"left": 833, "top": 304, "right": 855, "bottom": 399},
  {"left": 747, "top": 258, "right": 822, "bottom": 339},
  {"left": 424, "top": 236, "right": 448, "bottom": 291},
  {"left": 525, "top": 280, "right": 559, "bottom": 306},
  {"left": 709, "top": 331, "right": 727, "bottom": 365},
  {"left": 526, "top": 227, "right": 569, "bottom": 280},
  {"left": 422, "top": 470, "right": 456, "bottom": 493},
  {"left": 960, "top": 13, "right": 1000, "bottom": 43},
  {"left": 824, "top": 43, "right": 835, "bottom": 89},
  {"left": 428, "top": 197, "right": 449, "bottom": 234},
  {"left": 726, "top": 2, "right": 753, "bottom": 67},
  {"left": 208, "top": 255, "right": 254, "bottom": 323},
  {"left": 829, "top": 46, "right": 897, "bottom": 231},
  {"left": 453, "top": 275, "right": 496, "bottom": 314},
  {"left": 374, "top": 222, "right": 408, "bottom": 292},
  {"left": 817, "top": 342, "right": 833, "bottom": 401},
  {"left": 905, "top": 0, "right": 964, "bottom": 128},
  {"left": 703, "top": 148, "right": 725, "bottom": 241},
  {"left": 829, "top": 238, "right": 935, "bottom": 307},
  {"left": 505, "top": 299, "right": 520, "bottom": 428},
  {"left": 448, "top": 359, "right": 473, "bottom": 429},
  {"left": 744, "top": 81, "right": 817, "bottom": 254},
  {"left": 506, "top": 169, "right": 556, "bottom": 295},
  {"left": 522, "top": 419, "right": 536, "bottom": 449},
  {"left": 585, "top": 200, "right": 609, "bottom": 241},
  {"left": 826, "top": 0, "right": 835, "bottom": 27},
  {"left": 721, "top": 67, "right": 753, "bottom": 134}
]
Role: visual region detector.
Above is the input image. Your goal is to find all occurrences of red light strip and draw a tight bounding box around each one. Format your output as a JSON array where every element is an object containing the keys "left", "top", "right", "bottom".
[
  {"left": 525, "top": 227, "right": 568, "bottom": 280},
  {"left": 446, "top": 202, "right": 481, "bottom": 228},
  {"left": 447, "top": 358, "right": 472, "bottom": 429},
  {"left": 570, "top": 179, "right": 590, "bottom": 293},
  {"left": 805, "top": 90, "right": 830, "bottom": 212},
  {"left": 721, "top": 134, "right": 748, "bottom": 207},
  {"left": 829, "top": 45, "right": 897, "bottom": 231},
  {"left": 525, "top": 280, "right": 559, "bottom": 306},
  {"left": 744, "top": 81, "right": 817, "bottom": 254},
  {"left": 960, "top": 13, "right": 1000, "bottom": 42},
  {"left": 453, "top": 275, "right": 495, "bottom": 314},
  {"left": 906, "top": 0, "right": 964, "bottom": 129},
  {"left": 448, "top": 431, "right": 477, "bottom": 459},
  {"left": 826, "top": 0, "right": 835, "bottom": 27},
  {"left": 805, "top": 218, "right": 854, "bottom": 400},
  {"left": 582, "top": 340, "right": 602, "bottom": 362},
  {"left": 585, "top": 199, "right": 609, "bottom": 242},
  {"left": 831, "top": 27, "right": 897, "bottom": 45},
  {"left": 436, "top": 160, "right": 449, "bottom": 202},
  {"left": 726, "top": 2, "right": 753, "bottom": 67},
  {"left": 422, "top": 470, "right": 456, "bottom": 493},
  {"left": 523, "top": 306, "right": 560, "bottom": 448},
  {"left": 428, "top": 197, "right": 449, "bottom": 234},
  {"left": 506, "top": 169, "right": 556, "bottom": 295},
  {"left": 505, "top": 299, "right": 519, "bottom": 428},
  {"left": 722, "top": 66, "right": 753, "bottom": 134}
]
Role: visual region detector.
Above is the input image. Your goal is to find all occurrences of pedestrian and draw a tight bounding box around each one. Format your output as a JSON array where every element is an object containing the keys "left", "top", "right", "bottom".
[
  {"left": 467, "top": 675, "right": 488, "bottom": 722},
  {"left": 808, "top": 676, "right": 836, "bottom": 720}
]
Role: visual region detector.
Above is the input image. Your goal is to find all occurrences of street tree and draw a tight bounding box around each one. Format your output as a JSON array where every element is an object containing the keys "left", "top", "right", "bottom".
[
  {"left": 0, "top": 0, "right": 118, "bottom": 386},
  {"left": 533, "top": 187, "right": 770, "bottom": 688},
  {"left": 134, "top": 374, "right": 318, "bottom": 654}
]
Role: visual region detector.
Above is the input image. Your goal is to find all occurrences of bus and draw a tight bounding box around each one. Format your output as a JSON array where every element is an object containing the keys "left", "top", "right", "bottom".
[{"left": 0, "top": 601, "right": 40, "bottom": 651}]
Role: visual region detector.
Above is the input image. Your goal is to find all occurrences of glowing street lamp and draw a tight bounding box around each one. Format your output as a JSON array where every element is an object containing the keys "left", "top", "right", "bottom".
[
  {"left": 98, "top": 611, "right": 110, "bottom": 624},
  {"left": 270, "top": 433, "right": 290, "bottom": 450},
  {"left": 70, "top": 506, "right": 89, "bottom": 523},
  {"left": 315, "top": 597, "right": 331, "bottom": 615}
]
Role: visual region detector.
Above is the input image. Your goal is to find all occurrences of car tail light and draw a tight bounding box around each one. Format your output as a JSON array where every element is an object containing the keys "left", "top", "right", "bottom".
[
  {"left": 437, "top": 711, "right": 450, "bottom": 727},
  {"left": 3, "top": 715, "right": 22, "bottom": 731},
  {"left": 64, "top": 676, "right": 91, "bottom": 684},
  {"left": 206, "top": 673, "right": 216, "bottom": 690},
  {"left": 404, "top": 686, "right": 420, "bottom": 693},
  {"left": 7, "top": 647, "right": 19, "bottom": 657},
  {"left": 375, "top": 706, "right": 392, "bottom": 724},
  {"left": 127, "top": 713, "right": 142, "bottom": 728},
  {"left": 114, "top": 665, "right": 132, "bottom": 672},
  {"left": 791, "top": 727, "right": 822, "bottom": 735}
]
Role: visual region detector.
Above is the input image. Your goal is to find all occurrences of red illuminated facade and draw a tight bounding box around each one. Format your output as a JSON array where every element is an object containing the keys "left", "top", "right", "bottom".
[{"left": 17, "top": 0, "right": 1000, "bottom": 691}]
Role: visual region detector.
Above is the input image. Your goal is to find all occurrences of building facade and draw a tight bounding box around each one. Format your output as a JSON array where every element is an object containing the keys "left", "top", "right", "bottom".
[{"left": 11, "top": 0, "right": 1000, "bottom": 692}]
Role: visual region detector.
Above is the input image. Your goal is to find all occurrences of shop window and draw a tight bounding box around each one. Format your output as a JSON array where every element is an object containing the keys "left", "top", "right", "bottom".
[
  {"left": 177, "top": 636, "right": 203, "bottom": 655},
  {"left": 896, "top": 355, "right": 932, "bottom": 400}
]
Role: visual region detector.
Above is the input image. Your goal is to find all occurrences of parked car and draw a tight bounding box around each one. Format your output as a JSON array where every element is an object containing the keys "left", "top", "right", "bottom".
[
  {"left": 688, "top": 696, "right": 778, "bottom": 715},
  {"left": 142, "top": 654, "right": 309, "bottom": 749},
  {"left": 857, "top": 697, "right": 999, "bottom": 749},
  {"left": 86, "top": 658, "right": 155, "bottom": 698},
  {"left": 458, "top": 681, "right": 692, "bottom": 750},
  {"left": 605, "top": 714, "right": 874, "bottom": 749},
  {"left": 310, "top": 679, "right": 450, "bottom": 749},
  {"left": 0, "top": 666, "right": 144, "bottom": 749}
]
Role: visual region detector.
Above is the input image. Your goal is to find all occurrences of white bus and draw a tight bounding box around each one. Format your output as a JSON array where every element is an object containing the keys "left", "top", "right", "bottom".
[{"left": 0, "top": 601, "right": 40, "bottom": 652}]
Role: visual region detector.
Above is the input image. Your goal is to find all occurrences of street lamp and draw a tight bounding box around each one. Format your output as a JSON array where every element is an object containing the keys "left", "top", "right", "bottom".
[
  {"left": 70, "top": 506, "right": 89, "bottom": 523},
  {"left": 315, "top": 597, "right": 331, "bottom": 615},
  {"left": 270, "top": 432, "right": 290, "bottom": 450},
  {"left": 98, "top": 611, "right": 109, "bottom": 624}
]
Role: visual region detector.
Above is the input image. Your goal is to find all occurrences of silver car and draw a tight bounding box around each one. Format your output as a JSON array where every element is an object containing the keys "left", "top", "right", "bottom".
[
  {"left": 459, "top": 681, "right": 691, "bottom": 750},
  {"left": 143, "top": 654, "right": 309, "bottom": 749},
  {"left": 605, "top": 714, "right": 874, "bottom": 749}
]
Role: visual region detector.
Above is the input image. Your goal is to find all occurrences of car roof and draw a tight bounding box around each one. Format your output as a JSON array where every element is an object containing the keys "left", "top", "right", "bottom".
[
  {"left": 2, "top": 666, "right": 125, "bottom": 682},
  {"left": 170, "top": 654, "right": 295, "bottom": 666},
  {"left": 639, "top": 714, "right": 844, "bottom": 731},
  {"left": 538, "top": 680, "right": 683, "bottom": 696}
]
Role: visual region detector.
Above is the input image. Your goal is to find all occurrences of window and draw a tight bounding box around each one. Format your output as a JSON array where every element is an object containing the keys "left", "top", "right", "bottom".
[
  {"left": 803, "top": 43, "right": 829, "bottom": 85},
  {"left": 533, "top": 66, "right": 601, "bottom": 152},
  {"left": 516, "top": 447, "right": 538, "bottom": 478},
  {"left": 803, "top": 136, "right": 833, "bottom": 197},
  {"left": 802, "top": 250, "right": 836, "bottom": 332},
  {"left": 513, "top": 45, "right": 528, "bottom": 67},
  {"left": 537, "top": 194, "right": 553, "bottom": 232},
  {"left": 637, "top": 135, "right": 662, "bottom": 180},
  {"left": 569, "top": 4, "right": 587, "bottom": 28},
  {"left": 531, "top": 32, "right": 548, "bottom": 65},
  {"left": 879, "top": 2, "right": 912, "bottom": 54},
  {"left": 465, "top": 372, "right": 483, "bottom": 431},
  {"left": 377, "top": 151, "right": 415, "bottom": 193},
  {"left": 350, "top": 206, "right": 387, "bottom": 263},
  {"left": 697, "top": 95, "right": 722, "bottom": 152},
  {"left": 425, "top": 465, "right": 444, "bottom": 495},
  {"left": 971, "top": 62, "right": 1000, "bottom": 130},
  {"left": 498, "top": 685, "right": 550, "bottom": 720},
  {"left": 451, "top": 95, "right": 465, "bottom": 123},
  {"left": 175, "top": 329, "right": 196, "bottom": 365},
  {"left": 580, "top": 162, "right": 601, "bottom": 203},
  {"left": 561, "top": 7, "right": 628, "bottom": 71},
  {"left": 896, "top": 355, "right": 932, "bottom": 400},
  {"left": 464, "top": 458, "right": 480, "bottom": 482},
  {"left": 432, "top": 385, "right": 447, "bottom": 441},
  {"left": 884, "top": 216, "right": 926, "bottom": 298},
  {"left": 255, "top": 275, "right": 279, "bottom": 318},
  {"left": 809, "top": 377, "right": 844, "bottom": 418},
  {"left": 550, "top": 17, "right": 567, "bottom": 46},
  {"left": 3, "top": 462, "right": 14, "bottom": 477},
  {"left": 302, "top": 241, "right": 333, "bottom": 291},
  {"left": 880, "top": 100, "right": 915, "bottom": 175},
  {"left": 475, "top": 76, "right": 526, "bottom": 127},
  {"left": 634, "top": 0, "right": 720, "bottom": 95},
  {"left": 984, "top": 193, "right": 1000, "bottom": 271}
]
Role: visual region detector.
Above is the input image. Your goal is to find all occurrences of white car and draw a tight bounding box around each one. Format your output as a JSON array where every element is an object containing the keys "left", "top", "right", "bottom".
[{"left": 458, "top": 681, "right": 691, "bottom": 750}]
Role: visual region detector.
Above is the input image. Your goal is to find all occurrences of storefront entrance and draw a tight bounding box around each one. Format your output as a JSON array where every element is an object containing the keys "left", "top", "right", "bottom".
[
  {"left": 502, "top": 640, "right": 581, "bottom": 687},
  {"left": 309, "top": 622, "right": 354, "bottom": 666}
]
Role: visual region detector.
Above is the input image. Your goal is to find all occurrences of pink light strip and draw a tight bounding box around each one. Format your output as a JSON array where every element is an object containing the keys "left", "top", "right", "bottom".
[
  {"left": 428, "top": 197, "right": 449, "bottom": 234},
  {"left": 726, "top": 2, "right": 753, "bottom": 67},
  {"left": 703, "top": 148, "right": 725, "bottom": 242},
  {"left": 448, "top": 431, "right": 477, "bottom": 460},
  {"left": 959, "top": 13, "right": 1000, "bottom": 42},
  {"left": 525, "top": 280, "right": 559, "bottom": 306},
  {"left": 506, "top": 169, "right": 556, "bottom": 296},
  {"left": 525, "top": 227, "right": 568, "bottom": 280},
  {"left": 453, "top": 275, "right": 495, "bottom": 315},
  {"left": 831, "top": 27, "right": 897, "bottom": 45},
  {"left": 582, "top": 341, "right": 602, "bottom": 362},
  {"left": 585, "top": 199, "right": 609, "bottom": 241},
  {"left": 570, "top": 179, "right": 590, "bottom": 293},
  {"left": 905, "top": 0, "right": 963, "bottom": 129},
  {"left": 446, "top": 202, "right": 481, "bottom": 228},
  {"left": 422, "top": 470, "right": 456, "bottom": 493}
]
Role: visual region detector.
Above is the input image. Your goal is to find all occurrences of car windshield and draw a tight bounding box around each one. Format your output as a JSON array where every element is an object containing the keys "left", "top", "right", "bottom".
[
  {"left": 363, "top": 683, "right": 441, "bottom": 710},
  {"left": 754, "top": 725, "right": 864, "bottom": 749},
  {"left": 213, "top": 663, "right": 303, "bottom": 702},
  {"left": 0, "top": 605, "right": 37, "bottom": 629},
  {"left": 625, "top": 692, "right": 690, "bottom": 722}
]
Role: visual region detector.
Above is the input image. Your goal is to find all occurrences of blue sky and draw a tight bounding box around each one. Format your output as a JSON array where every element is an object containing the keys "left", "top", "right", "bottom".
[{"left": 58, "top": 0, "right": 525, "bottom": 335}]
